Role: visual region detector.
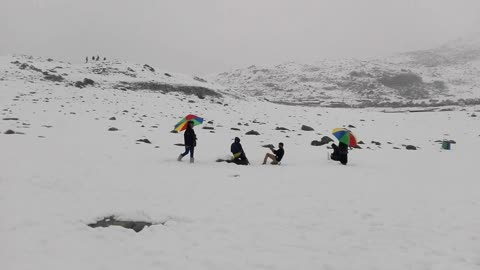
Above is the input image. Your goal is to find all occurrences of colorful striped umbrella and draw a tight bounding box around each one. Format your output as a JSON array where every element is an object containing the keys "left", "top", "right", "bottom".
[
  {"left": 174, "top": 114, "right": 204, "bottom": 132},
  {"left": 332, "top": 128, "right": 358, "bottom": 147}
]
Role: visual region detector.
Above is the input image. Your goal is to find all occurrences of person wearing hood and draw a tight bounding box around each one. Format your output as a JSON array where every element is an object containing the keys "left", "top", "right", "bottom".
[
  {"left": 177, "top": 121, "right": 197, "bottom": 163},
  {"left": 229, "top": 137, "right": 249, "bottom": 165}
]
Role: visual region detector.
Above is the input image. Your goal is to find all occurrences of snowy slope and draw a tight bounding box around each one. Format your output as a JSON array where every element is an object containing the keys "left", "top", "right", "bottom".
[
  {"left": 211, "top": 34, "right": 480, "bottom": 108},
  {"left": 0, "top": 54, "right": 243, "bottom": 100},
  {"left": 1, "top": 55, "right": 480, "bottom": 270}
]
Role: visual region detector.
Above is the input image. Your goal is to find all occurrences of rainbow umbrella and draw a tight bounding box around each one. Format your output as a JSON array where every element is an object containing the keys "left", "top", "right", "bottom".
[
  {"left": 174, "top": 114, "right": 204, "bottom": 132},
  {"left": 332, "top": 128, "right": 358, "bottom": 147}
]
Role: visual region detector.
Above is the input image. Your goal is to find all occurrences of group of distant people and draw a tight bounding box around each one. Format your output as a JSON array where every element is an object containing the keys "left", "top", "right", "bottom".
[
  {"left": 176, "top": 120, "right": 348, "bottom": 165},
  {"left": 85, "top": 55, "right": 107, "bottom": 63}
]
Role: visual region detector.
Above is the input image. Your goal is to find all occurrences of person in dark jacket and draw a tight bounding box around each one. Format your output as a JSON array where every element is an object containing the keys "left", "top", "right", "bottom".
[
  {"left": 330, "top": 142, "right": 348, "bottom": 165},
  {"left": 177, "top": 121, "right": 197, "bottom": 163},
  {"left": 262, "top": 142, "right": 284, "bottom": 165},
  {"left": 228, "top": 137, "right": 249, "bottom": 165}
]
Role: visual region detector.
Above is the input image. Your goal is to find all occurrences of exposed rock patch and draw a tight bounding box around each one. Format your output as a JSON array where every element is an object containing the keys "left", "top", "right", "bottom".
[
  {"left": 301, "top": 125, "right": 314, "bottom": 131},
  {"left": 311, "top": 136, "right": 334, "bottom": 146},
  {"left": 245, "top": 130, "right": 260, "bottom": 135},
  {"left": 88, "top": 216, "right": 163, "bottom": 233}
]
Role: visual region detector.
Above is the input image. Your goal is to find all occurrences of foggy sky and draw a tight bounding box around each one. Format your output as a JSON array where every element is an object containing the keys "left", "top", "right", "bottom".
[{"left": 1, "top": 0, "right": 480, "bottom": 74}]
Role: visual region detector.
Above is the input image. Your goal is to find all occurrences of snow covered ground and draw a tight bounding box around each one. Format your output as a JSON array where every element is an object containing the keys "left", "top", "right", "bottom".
[{"left": 1, "top": 56, "right": 480, "bottom": 270}]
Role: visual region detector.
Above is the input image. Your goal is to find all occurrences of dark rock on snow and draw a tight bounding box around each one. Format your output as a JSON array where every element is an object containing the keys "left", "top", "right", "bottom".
[
  {"left": 245, "top": 130, "right": 260, "bottom": 135},
  {"left": 311, "top": 136, "right": 334, "bottom": 146},
  {"left": 137, "top": 139, "right": 152, "bottom": 144},
  {"left": 74, "top": 78, "right": 95, "bottom": 88},
  {"left": 4, "top": 129, "right": 16, "bottom": 134},
  {"left": 405, "top": 145, "right": 417, "bottom": 150},
  {"left": 301, "top": 125, "right": 314, "bottom": 131},
  {"left": 109, "top": 117, "right": 116, "bottom": 120},
  {"left": 143, "top": 64, "right": 155, "bottom": 72},
  {"left": 202, "top": 126, "right": 214, "bottom": 130},
  {"left": 44, "top": 73, "right": 64, "bottom": 82},
  {"left": 108, "top": 127, "right": 119, "bottom": 131},
  {"left": 88, "top": 216, "right": 160, "bottom": 233}
]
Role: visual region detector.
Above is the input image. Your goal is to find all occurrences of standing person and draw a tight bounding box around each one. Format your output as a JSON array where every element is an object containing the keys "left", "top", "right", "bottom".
[
  {"left": 177, "top": 121, "right": 197, "bottom": 163},
  {"left": 96, "top": 55, "right": 100, "bottom": 61},
  {"left": 229, "top": 137, "right": 249, "bottom": 165},
  {"left": 330, "top": 142, "right": 348, "bottom": 165},
  {"left": 85, "top": 56, "right": 88, "bottom": 63},
  {"left": 262, "top": 143, "right": 284, "bottom": 165}
]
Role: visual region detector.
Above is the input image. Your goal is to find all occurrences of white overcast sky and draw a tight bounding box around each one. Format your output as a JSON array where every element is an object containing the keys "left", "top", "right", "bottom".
[{"left": 1, "top": 0, "right": 479, "bottom": 74}]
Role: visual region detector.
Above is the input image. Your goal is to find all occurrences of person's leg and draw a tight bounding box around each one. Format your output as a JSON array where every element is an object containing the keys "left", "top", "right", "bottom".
[
  {"left": 189, "top": 147, "right": 195, "bottom": 163},
  {"left": 263, "top": 153, "right": 276, "bottom": 165},
  {"left": 181, "top": 146, "right": 190, "bottom": 157},
  {"left": 178, "top": 146, "right": 189, "bottom": 161},
  {"left": 340, "top": 154, "right": 348, "bottom": 165},
  {"left": 236, "top": 158, "right": 249, "bottom": 165},
  {"left": 262, "top": 153, "right": 270, "bottom": 164},
  {"left": 270, "top": 156, "right": 279, "bottom": 165}
]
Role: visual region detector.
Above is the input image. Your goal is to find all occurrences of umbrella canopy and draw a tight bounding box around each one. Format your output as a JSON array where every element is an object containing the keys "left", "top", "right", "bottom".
[
  {"left": 332, "top": 128, "right": 358, "bottom": 147},
  {"left": 174, "top": 114, "right": 204, "bottom": 132}
]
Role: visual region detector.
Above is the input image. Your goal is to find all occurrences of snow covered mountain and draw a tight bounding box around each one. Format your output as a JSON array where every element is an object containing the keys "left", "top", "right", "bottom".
[
  {"left": 211, "top": 34, "right": 480, "bottom": 107},
  {"left": 0, "top": 54, "right": 237, "bottom": 101}
]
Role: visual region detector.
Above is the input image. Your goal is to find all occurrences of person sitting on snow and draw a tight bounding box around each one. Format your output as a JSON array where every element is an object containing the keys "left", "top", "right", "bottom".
[
  {"left": 228, "top": 137, "right": 249, "bottom": 165},
  {"left": 262, "top": 142, "right": 284, "bottom": 165},
  {"left": 330, "top": 142, "right": 348, "bottom": 165}
]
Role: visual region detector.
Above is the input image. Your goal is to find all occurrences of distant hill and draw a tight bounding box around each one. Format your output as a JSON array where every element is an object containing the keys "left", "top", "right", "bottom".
[
  {"left": 0, "top": 55, "right": 234, "bottom": 101},
  {"left": 210, "top": 34, "right": 480, "bottom": 108}
]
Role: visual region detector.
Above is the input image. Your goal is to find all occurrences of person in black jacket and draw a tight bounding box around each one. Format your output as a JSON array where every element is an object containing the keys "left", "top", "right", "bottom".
[
  {"left": 262, "top": 142, "right": 284, "bottom": 165},
  {"left": 228, "top": 137, "right": 249, "bottom": 165},
  {"left": 177, "top": 121, "right": 197, "bottom": 163},
  {"left": 330, "top": 142, "right": 348, "bottom": 165}
]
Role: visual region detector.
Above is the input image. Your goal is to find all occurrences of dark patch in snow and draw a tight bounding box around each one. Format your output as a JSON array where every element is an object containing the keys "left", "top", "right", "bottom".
[
  {"left": 311, "top": 136, "right": 334, "bottom": 146},
  {"left": 301, "top": 125, "right": 314, "bottom": 131},
  {"left": 245, "top": 130, "right": 260, "bottom": 135},
  {"left": 115, "top": 81, "right": 221, "bottom": 99},
  {"left": 88, "top": 216, "right": 163, "bottom": 233}
]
